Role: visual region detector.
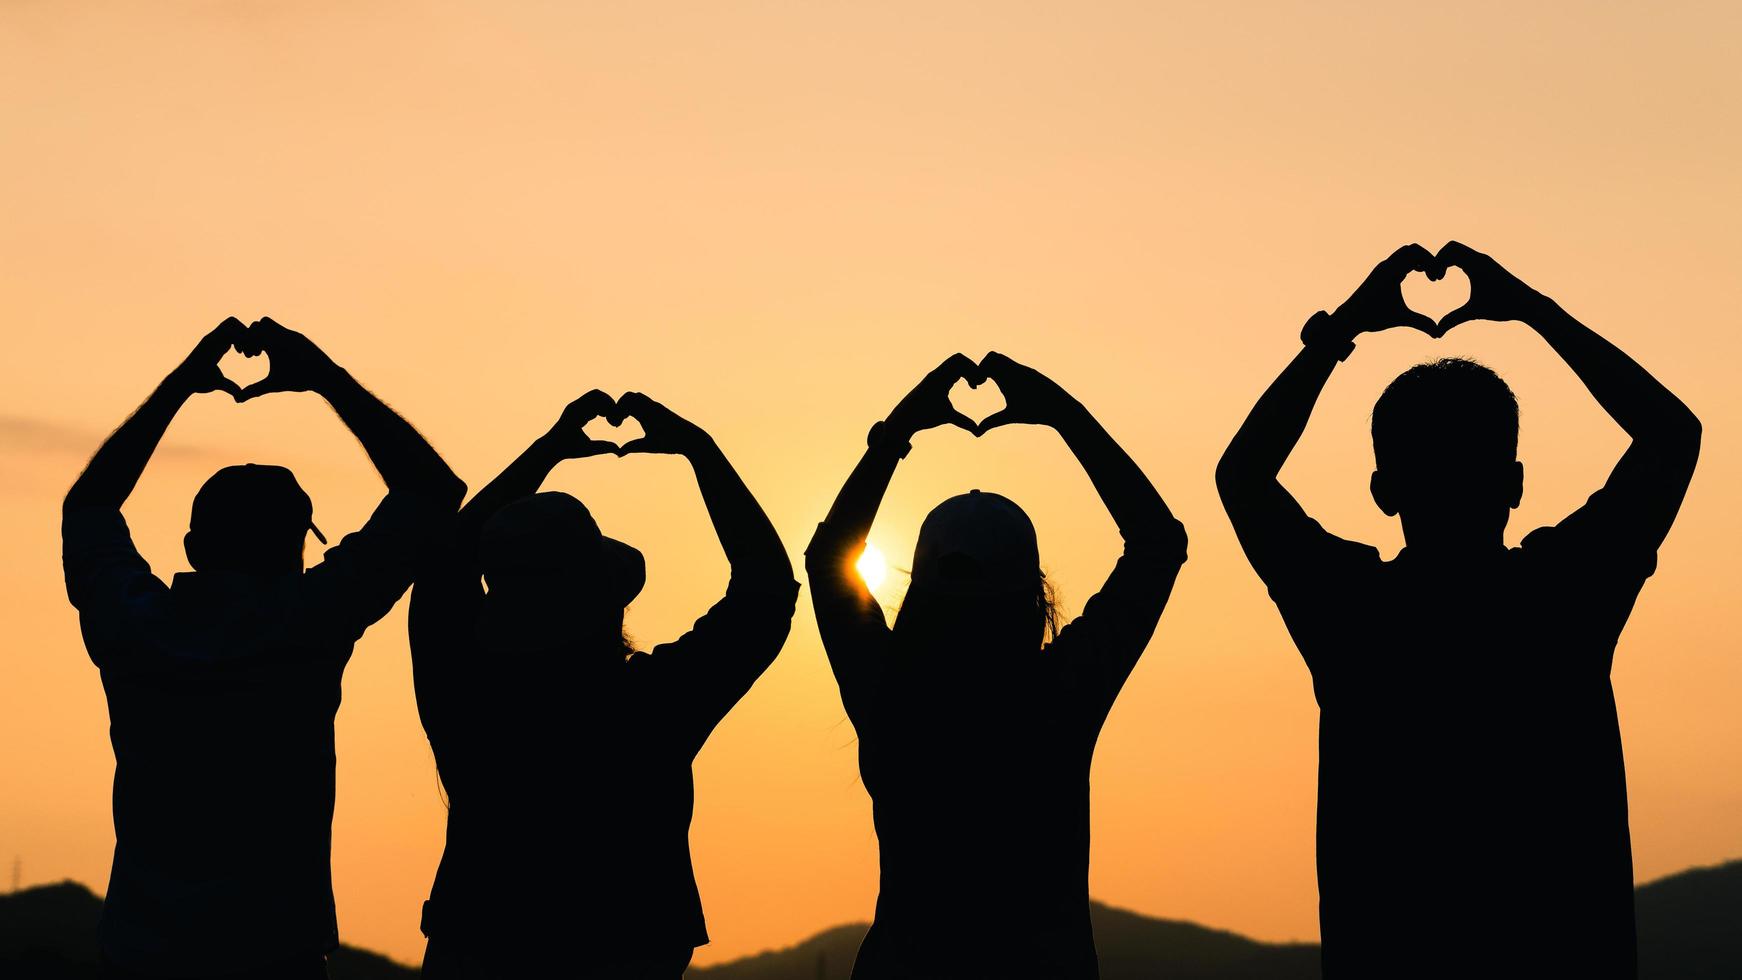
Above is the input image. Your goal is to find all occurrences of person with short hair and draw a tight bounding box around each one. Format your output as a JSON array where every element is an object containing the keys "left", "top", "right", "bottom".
[
  {"left": 1216, "top": 244, "right": 1702, "bottom": 977},
  {"left": 409, "top": 390, "right": 797, "bottom": 979},
  {"left": 808, "top": 352, "right": 1187, "bottom": 978},
  {"left": 62, "top": 317, "right": 467, "bottom": 978}
]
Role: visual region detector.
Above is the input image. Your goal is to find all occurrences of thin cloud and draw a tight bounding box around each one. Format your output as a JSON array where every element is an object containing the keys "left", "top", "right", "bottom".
[{"left": 0, "top": 415, "right": 222, "bottom": 461}]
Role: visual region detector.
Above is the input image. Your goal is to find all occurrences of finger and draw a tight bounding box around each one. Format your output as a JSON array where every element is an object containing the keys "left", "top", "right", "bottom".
[
  {"left": 1437, "top": 303, "right": 1482, "bottom": 333},
  {"left": 1437, "top": 240, "right": 1480, "bottom": 268},
  {"left": 935, "top": 353, "right": 979, "bottom": 385},
  {"left": 973, "top": 409, "right": 1012, "bottom": 435},
  {"left": 978, "top": 351, "right": 1017, "bottom": 383},
  {"left": 1402, "top": 310, "right": 1440, "bottom": 336},
  {"left": 608, "top": 391, "right": 643, "bottom": 426},
  {"left": 1384, "top": 243, "right": 1434, "bottom": 277},
  {"left": 236, "top": 379, "right": 287, "bottom": 403},
  {"left": 615, "top": 437, "right": 675, "bottom": 456}
]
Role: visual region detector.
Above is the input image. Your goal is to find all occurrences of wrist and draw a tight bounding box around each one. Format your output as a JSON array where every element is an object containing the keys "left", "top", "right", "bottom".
[
  {"left": 867, "top": 419, "right": 914, "bottom": 458},
  {"left": 1301, "top": 310, "right": 1357, "bottom": 361},
  {"left": 312, "top": 364, "right": 357, "bottom": 399},
  {"left": 160, "top": 367, "right": 202, "bottom": 400}
]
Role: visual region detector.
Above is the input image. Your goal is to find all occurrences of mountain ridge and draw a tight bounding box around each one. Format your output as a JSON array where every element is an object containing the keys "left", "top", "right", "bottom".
[{"left": 3, "top": 858, "right": 1736, "bottom": 978}]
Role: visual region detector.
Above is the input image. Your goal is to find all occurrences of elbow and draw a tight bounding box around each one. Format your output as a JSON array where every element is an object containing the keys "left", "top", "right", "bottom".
[
  {"left": 1214, "top": 455, "right": 1248, "bottom": 506},
  {"left": 434, "top": 473, "right": 468, "bottom": 512}
]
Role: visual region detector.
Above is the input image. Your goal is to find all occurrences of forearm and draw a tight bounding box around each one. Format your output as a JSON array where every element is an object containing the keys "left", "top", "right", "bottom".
[
  {"left": 320, "top": 371, "right": 466, "bottom": 502},
  {"left": 817, "top": 434, "right": 905, "bottom": 552},
  {"left": 1216, "top": 345, "right": 1339, "bottom": 493},
  {"left": 64, "top": 378, "right": 191, "bottom": 512},
  {"left": 1526, "top": 299, "right": 1701, "bottom": 450},
  {"left": 686, "top": 439, "right": 792, "bottom": 584},
  {"left": 453, "top": 436, "right": 565, "bottom": 542},
  {"left": 1053, "top": 402, "right": 1182, "bottom": 545}
]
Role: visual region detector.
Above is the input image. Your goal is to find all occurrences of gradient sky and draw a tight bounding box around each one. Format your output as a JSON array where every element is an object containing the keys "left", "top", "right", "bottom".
[{"left": 3, "top": 1, "right": 1739, "bottom": 967}]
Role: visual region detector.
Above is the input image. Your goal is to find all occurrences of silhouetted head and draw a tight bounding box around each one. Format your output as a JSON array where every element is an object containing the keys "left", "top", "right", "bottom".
[
  {"left": 1371, "top": 358, "right": 1524, "bottom": 548},
  {"left": 892, "top": 490, "right": 1059, "bottom": 665},
  {"left": 478, "top": 492, "right": 644, "bottom": 660},
  {"left": 184, "top": 464, "right": 325, "bottom": 575}
]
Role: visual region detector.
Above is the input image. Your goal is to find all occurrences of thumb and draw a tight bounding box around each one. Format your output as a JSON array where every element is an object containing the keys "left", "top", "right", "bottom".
[
  {"left": 1402, "top": 310, "right": 1439, "bottom": 336},
  {"left": 1437, "top": 303, "right": 1482, "bottom": 334},
  {"left": 215, "top": 378, "right": 245, "bottom": 401},
  {"left": 974, "top": 409, "right": 1014, "bottom": 436},
  {"left": 236, "top": 378, "right": 289, "bottom": 403}
]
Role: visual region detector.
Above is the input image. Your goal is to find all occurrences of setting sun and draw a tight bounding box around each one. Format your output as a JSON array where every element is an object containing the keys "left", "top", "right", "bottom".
[{"left": 855, "top": 543, "right": 888, "bottom": 592}]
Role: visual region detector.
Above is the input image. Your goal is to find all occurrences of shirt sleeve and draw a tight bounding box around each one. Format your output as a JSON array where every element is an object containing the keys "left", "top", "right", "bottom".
[
  {"left": 300, "top": 490, "right": 458, "bottom": 643},
  {"left": 1045, "top": 521, "right": 1188, "bottom": 726},
  {"left": 641, "top": 576, "right": 800, "bottom": 756},
  {"left": 62, "top": 507, "right": 169, "bottom": 668},
  {"left": 1518, "top": 483, "right": 1662, "bottom": 648},
  {"left": 804, "top": 520, "right": 890, "bottom": 729}
]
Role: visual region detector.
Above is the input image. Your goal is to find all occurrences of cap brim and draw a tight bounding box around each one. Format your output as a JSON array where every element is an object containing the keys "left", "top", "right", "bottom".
[{"left": 601, "top": 536, "right": 646, "bottom": 605}]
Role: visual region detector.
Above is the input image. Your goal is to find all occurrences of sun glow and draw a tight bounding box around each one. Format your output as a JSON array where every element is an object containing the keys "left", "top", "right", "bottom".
[{"left": 855, "top": 543, "right": 888, "bottom": 592}]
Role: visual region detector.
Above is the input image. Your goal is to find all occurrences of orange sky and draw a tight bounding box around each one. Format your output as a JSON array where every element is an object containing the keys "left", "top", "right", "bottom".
[{"left": 3, "top": 1, "right": 1739, "bottom": 967}]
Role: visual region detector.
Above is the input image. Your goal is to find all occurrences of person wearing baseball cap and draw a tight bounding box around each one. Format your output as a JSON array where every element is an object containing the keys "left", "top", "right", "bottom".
[
  {"left": 61, "top": 318, "right": 467, "bottom": 978},
  {"left": 409, "top": 389, "right": 797, "bottom": 978},
  {"left": 807, "top": 352, "right": 1189, "bottom": 979}
]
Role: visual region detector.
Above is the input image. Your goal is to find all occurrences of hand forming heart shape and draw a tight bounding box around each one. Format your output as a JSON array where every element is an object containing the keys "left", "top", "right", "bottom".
[
  {"left": 1323, "top": 241, "right": 1543, "bottom": 345},
  {"left": 896, "top": 351, "right": 1074, "bottom": 439},
  {"left": 546, "top": 390, "right": 706, "bottom": 459}
]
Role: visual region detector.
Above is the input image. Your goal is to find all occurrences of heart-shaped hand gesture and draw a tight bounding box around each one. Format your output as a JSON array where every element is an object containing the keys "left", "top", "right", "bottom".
[
  {"left": 1435, "top": 240, "right": 1548, "bottom": 332},
  {"left": 1310, "top": 243, "right": 1448, "bottom": 346},
  {"left": 543, "top": 389, "right": 625, "bottom": 459},
  {"left": 887, "top": 353, "right": 988, "bottom": 438},
  {"left": 972, "top": 351, "right": 1077, "bottom": 434},
  {"left": 609, "top": 391, "right": 708, "bottom": 456},
  {"left": 171, "top": 317, "right": 248, "bottom": 399},
  {"left": 233, "top": 317, "right": 343, "bottom": 402}
]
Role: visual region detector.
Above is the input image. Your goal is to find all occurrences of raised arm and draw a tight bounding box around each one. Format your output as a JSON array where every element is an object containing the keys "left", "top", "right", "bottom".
[
  {"left": 1437, "top": 242, "right": 1701, "bottom": 550},
  {"left": 1216, "top": 244, "right": 1440, "bottom": 582},
  {"left": 975, "top": 352, "right": 1185, "bottom": 711},
  {"left": 605, "top": 392, "right": 796, "bottom": 748},
  {"left": 450, "top": 390, "right": 621, "bottom": 552},
  {"left": 237, "top": 317, "right": 464, "bottom": 505},
  {"left": 64, "top": 318, "right": 245, "bottom": 513},
  {"left": 978, "top": 351, "right": 1183, "bottom": 548},
  {"left": 614, "top": 392, "right": 791, "bottom": 587},
  {"left": 409, "top": 390, "right": 618, "bottom": 753},
  {"left": 806, "top": 354, "right": 983, "bottom": 718}
]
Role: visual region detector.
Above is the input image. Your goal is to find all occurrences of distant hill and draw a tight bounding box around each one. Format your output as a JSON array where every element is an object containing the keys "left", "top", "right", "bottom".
[
  {"left": 690, "top": 859, "right": 1742, "bottom": 980},
  {"left": 685, "top": 903, "right": 1319, "bottom": 980},
  {"left": 2, "top": 860, "right": 1736, "bottom": 978},
  {"left": 0, "top": 882, "right": 415, "bottom": 980}
]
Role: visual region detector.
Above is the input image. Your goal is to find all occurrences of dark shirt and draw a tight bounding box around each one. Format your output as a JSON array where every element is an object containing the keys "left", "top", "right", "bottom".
[
  {"left": 61, "top": 495, "right": 443, "bottom": 977},
  {"left": 1243, "top": 487, "right": 1659, "bottom": 978},
  {"left": 409, "top": 561, "right": 798, "bottom": 964},
  {"left": 807, "top": 520, "right": 1186, "bottom": 979}
]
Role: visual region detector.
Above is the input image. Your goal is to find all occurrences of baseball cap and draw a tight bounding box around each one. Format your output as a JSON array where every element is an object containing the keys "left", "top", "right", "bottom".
[
  {"left": 190, "top": 464, "right": 326, "bottom": 546},
  {"left": 479, "top": 491, "right": 646, "bottom": 606},
  {"left": 910, "top": 489, "right": 1040, "bottom": 595}
]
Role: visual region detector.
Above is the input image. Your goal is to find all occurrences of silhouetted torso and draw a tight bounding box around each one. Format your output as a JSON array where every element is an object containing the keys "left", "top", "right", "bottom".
[
  {"left": 410, "top": 576, "right": 798, "bottom": 971},
  {"left": 809, "top": 526, "right": 1185, "bottom": 980},
  {"left": 1254, "top": 489, "right": 1655, "bottom": 978},
  {"left": 61, "top": 497, "right": 438, "bottom": 977}
]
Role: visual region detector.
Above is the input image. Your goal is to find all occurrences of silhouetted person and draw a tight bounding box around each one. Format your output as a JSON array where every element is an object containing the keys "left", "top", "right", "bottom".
[
  {"left": 61, "top": 318, "right": 467, "bottom": 979},
  {"left": 808, "top": 353, "right": 1187, "bottom": 979},
  {"left": 409, "top": 390, "right": 797, "bottom": 978},
  {"left": 1217, "top": 243, "right": 1701, "bottom": 978}
]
